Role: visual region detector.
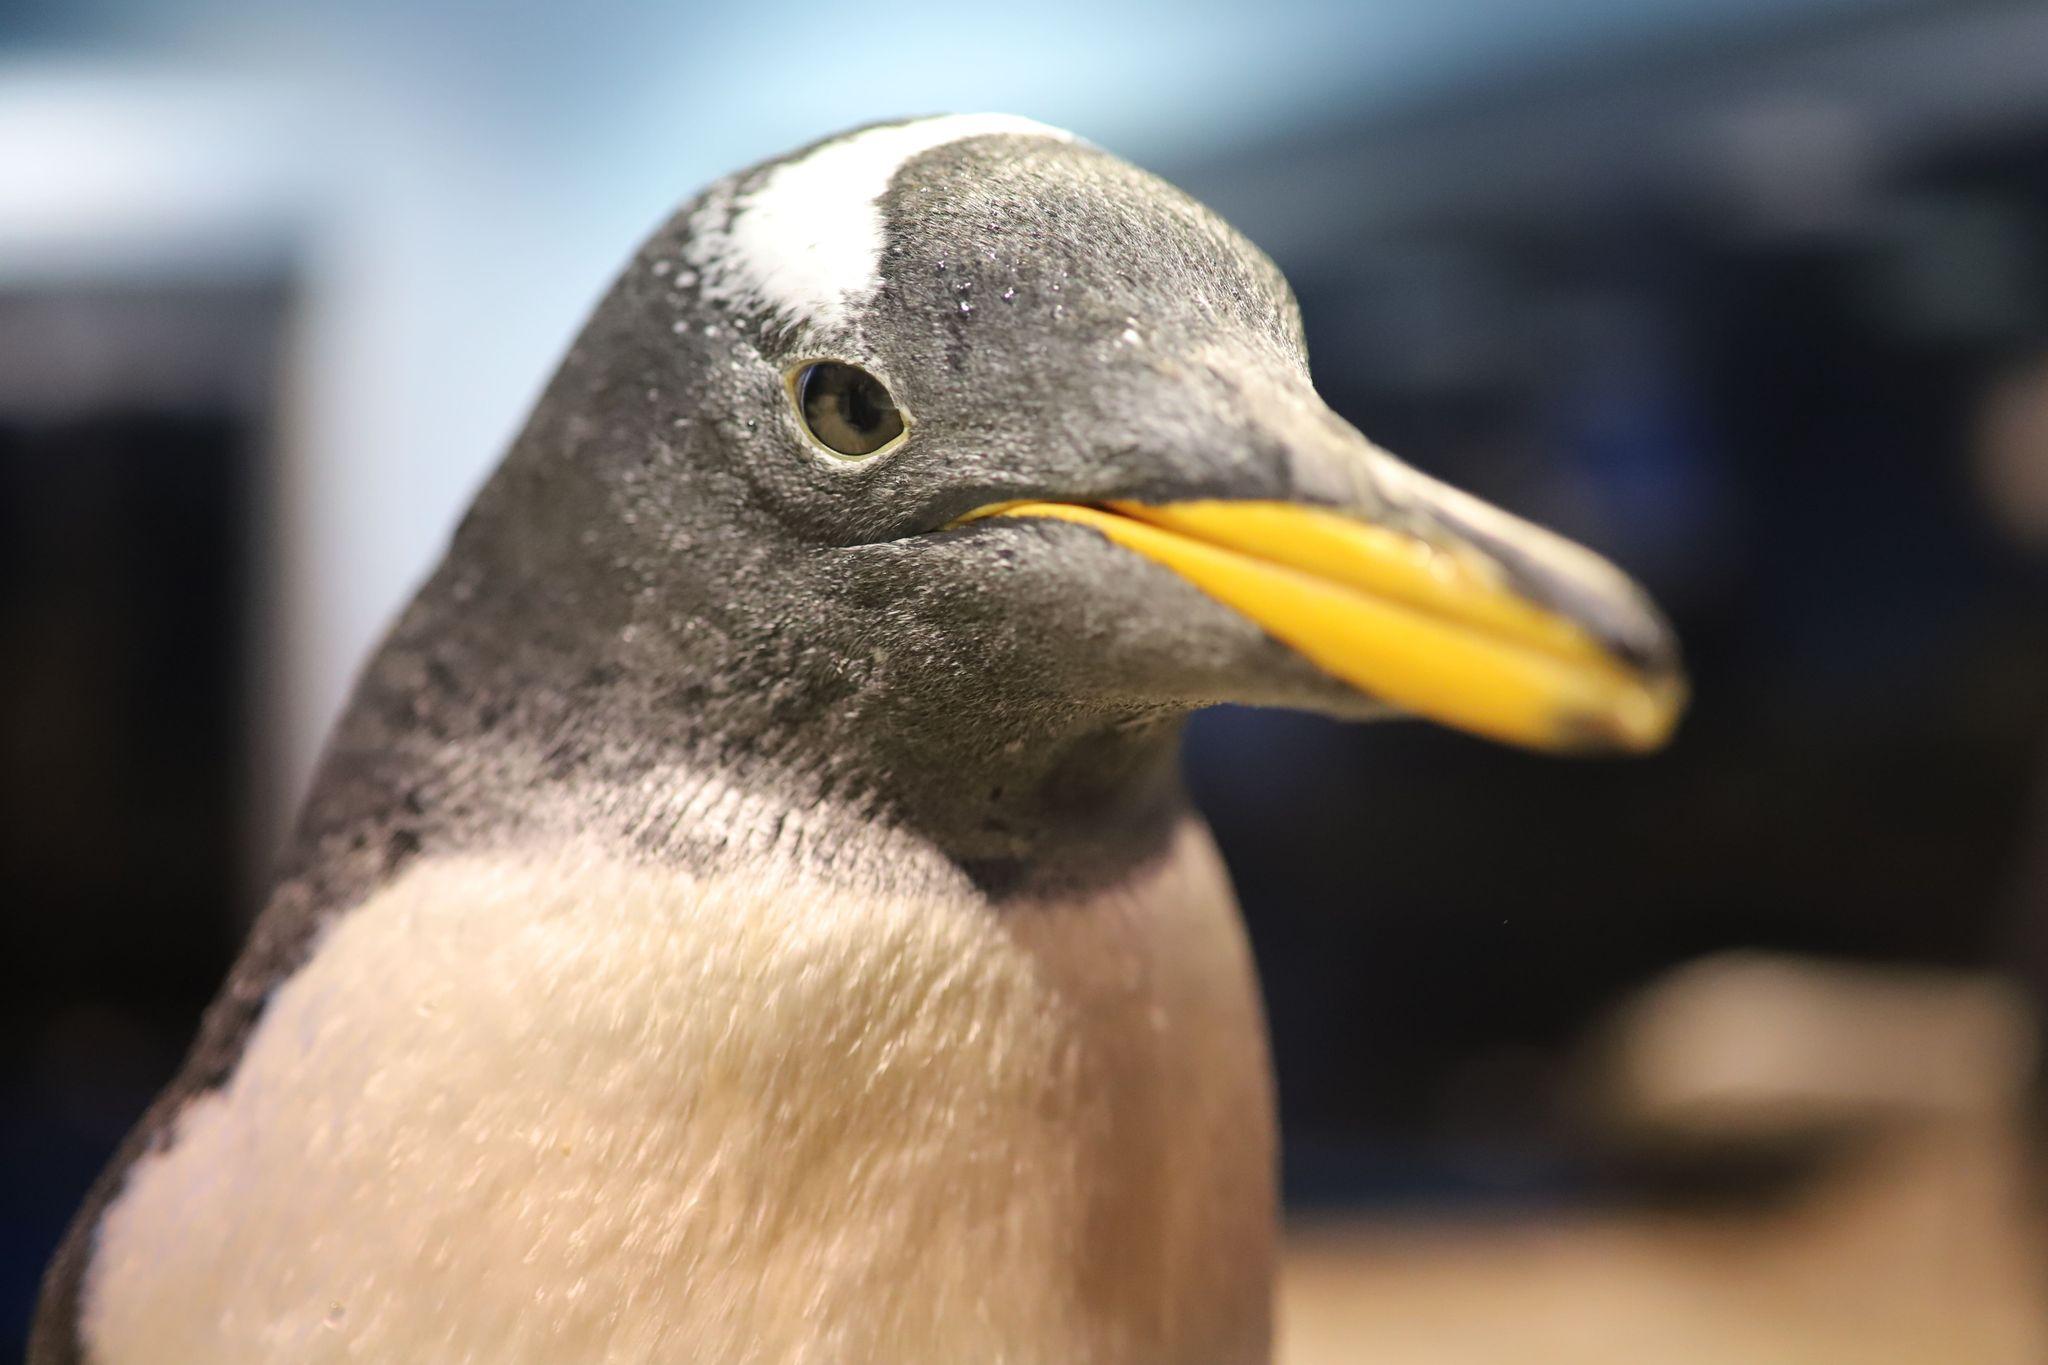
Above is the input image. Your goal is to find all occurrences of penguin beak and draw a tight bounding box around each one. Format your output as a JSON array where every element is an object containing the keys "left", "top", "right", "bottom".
[{"left": 956, "top": 481, "right": 1685, "bottom": 755}]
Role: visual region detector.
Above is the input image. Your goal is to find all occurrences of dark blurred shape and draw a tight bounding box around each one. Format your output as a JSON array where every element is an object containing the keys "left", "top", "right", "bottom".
[
  {"left": 1173, "top": 0, "right": 2048, "bottom": 1207},
  {"left": 0, "top": 280, "right": 286, "bottom": 1346},
  {"left": 1975, "top": 350, "right": 2048, "bottom": 549}
]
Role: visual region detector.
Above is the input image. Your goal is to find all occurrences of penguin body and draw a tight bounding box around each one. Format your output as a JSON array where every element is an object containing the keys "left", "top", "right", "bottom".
[
  {"left": 34, "top": 114, "right": 1680, "bottom": 1363},
  {"left": 83, "top": 822, "right": 1271, "bottom": 1363}
]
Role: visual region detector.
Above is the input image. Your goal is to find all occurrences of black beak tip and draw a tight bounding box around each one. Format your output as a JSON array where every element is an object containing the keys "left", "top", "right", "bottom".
[
  {"left": 1607, "top": 608, "right": 1684, "bottom": 685},
  {"left": 1555, "top": 573, "right": 1684, "bottom": 687}
]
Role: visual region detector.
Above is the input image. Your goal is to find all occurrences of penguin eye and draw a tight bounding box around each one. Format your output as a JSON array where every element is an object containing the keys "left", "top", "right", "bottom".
[{"left": 792, "top": 361, "right": 906, "bottom": 458}]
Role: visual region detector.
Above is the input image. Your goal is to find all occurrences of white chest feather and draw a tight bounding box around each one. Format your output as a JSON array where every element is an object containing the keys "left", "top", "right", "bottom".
[{"left": 82, "top": 823, "right": 1275, "bottom": 1364}]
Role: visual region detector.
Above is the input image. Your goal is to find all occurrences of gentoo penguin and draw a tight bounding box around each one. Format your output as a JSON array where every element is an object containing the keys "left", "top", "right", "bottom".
[{"left": 33, "top": 114, "right": 1682, "bottom": 1364}]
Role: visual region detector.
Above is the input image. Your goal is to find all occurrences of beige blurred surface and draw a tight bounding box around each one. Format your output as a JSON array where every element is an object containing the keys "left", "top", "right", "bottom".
[
  {"left": 1280, "top": 1107, "right": 2045, "bottom": 1362},
  {"left": 1280, "top": 955, "right": 2047, "bottom": 1364}
]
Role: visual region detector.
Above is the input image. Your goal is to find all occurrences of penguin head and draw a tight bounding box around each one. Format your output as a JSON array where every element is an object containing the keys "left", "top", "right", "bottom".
[{"left": 492, "top": 115, "right": 1682, "bottom": 769}]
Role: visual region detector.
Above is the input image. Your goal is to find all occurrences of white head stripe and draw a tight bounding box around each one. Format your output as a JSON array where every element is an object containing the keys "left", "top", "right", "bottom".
[{"left": 684, "top": 114, "right": 1075, "bottom": 336}]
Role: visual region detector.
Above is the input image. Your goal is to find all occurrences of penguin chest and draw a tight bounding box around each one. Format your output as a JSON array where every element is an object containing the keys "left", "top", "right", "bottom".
[{"left": 82, "top": 822, "right": 1277, "bottom": 1364}]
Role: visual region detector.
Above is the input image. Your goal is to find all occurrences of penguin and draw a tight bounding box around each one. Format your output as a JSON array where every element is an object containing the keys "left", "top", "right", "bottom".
[{"left": 32, "top": 113, "right": 1683, "bottom": 1364}]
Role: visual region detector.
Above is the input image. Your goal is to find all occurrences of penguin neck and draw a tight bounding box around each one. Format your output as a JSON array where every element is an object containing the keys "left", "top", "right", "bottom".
[
  {"left": 794, "top": 700, "right": 1193, "bottom": 897},
  {"left": 579, "top": 674, "right": 1195, "bottom": 899},
  {"left": 300, "top": 562, "right": 1194, "bottom": 905}
]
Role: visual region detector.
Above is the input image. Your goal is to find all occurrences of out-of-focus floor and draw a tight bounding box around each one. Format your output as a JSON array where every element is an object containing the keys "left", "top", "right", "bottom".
[{"left": 1278, "top": 1125, "right": 2045, "bottom": 1364}]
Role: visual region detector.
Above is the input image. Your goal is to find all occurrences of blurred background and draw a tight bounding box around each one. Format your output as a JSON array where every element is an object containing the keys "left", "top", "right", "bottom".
[{"left": 4, "top": 0, "right": 2047, "bottom": 1359}]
